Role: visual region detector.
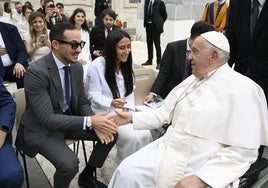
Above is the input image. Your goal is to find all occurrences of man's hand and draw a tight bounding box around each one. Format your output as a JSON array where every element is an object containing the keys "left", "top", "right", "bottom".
[
  {"left": 94, "top": 129, "right": 114, "bottom": 145},
  {"left": 0, "top": 45, "right": 7, "bottom": 55},
  {"left": 109, "top": 109, "right": 132, "bottom": 126},
  {"left": 0, "top": 130, "right": 7, "bottom": 149},
  {"left": 91, "top": 111, "right": 117, "bottom": 135},
  {"left": 13, "top": 63, "right": 26, "bottom": 78},
  {"left": 144, "top": 93, "right": 154, "bottom": 103},
  {"left": 175, "top": 175, "right": 208, "bottom": 188},
  {"left": 93, "top": 50, "right": 102, "bottom": 57}
]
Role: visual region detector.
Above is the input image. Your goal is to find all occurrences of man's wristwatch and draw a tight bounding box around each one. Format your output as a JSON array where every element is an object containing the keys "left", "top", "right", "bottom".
[
  {"left": 86, "top": 116, "right": 92, "bottom": 130},
  {"left": 0, "top": 125, "right": 9, "bottom": 133}
]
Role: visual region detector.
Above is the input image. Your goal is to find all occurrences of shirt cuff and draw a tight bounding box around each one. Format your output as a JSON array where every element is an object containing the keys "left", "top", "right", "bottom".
[
  {"left": 149, "top": 92, "right": 157, "bottom": 97},
  {"left": 83, "top": 117, "right": 87, "bottom": 130}
]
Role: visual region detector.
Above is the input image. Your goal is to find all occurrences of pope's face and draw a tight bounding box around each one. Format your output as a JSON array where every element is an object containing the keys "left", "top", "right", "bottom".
[{"left": 188, "top": 36, "right": 212, "bottom": 79}]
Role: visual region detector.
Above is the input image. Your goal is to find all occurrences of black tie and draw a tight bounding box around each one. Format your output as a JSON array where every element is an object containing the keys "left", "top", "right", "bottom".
[
  {"left": 63, "top": 66, "right": 70, "bottom": 109},
  {"left": 0, "top": 57, "right": 4, "bottom": 77},
  {"left": 148, "top": 1, "right": 153, "bottom": 15},
  {"left": 107, "top": 29, "right": 111, "bottom": 38},
  {"left": 147, "top": 1, "right": 153, "bottom": 22},
  {"left": 250, "top": 0, "right": 259, "bottom": 37}
]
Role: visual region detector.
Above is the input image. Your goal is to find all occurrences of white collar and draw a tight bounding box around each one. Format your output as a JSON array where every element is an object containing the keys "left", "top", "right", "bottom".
[
  {"left": 186, "top": 39, "right": 191, "bottom": 51},
  {"left": 52, "top": 52, "right": 70, "bottom": 70}
]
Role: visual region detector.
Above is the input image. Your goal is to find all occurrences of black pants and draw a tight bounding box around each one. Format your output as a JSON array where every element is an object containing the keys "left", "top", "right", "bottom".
[
  {"left": 3, "top": 65, "right": 24, "bottom": 89},
  {"left": 38, "top": 130, "right": 118, "bottom": 188},
  {"left": 146, "top": 23, "right": 162, "bottom": 65}
]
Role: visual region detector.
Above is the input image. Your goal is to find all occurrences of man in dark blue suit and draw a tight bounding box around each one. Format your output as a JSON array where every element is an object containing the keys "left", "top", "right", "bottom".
[
  {"left": 0, "top": 21, "right": 28, "bottom": 89},
  {"left": 0, "top": 76, "right": 24, "bottom": 187}
]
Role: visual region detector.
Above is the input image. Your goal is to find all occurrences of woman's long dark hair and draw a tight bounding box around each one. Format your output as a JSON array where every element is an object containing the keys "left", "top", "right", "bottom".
[
  {"left": 69, "top": 8, "right": 89, "bottom": 31},
  {"left": 103, "top": 29, "right": 134, "bottom": 99}
]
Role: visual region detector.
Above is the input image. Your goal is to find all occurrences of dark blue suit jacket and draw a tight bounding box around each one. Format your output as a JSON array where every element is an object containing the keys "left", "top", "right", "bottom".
[
  {"left": 150, "top": 39, "right": 188, "bottom": 98},
  {"left": 0, "top": 77, "right": 24, "bottom": 187},
  {"left": 0, "top": 76, "right": 16, "bottom": 136},
  {"left": 0, "top": 22, "right": 28, "bottom": 68}
]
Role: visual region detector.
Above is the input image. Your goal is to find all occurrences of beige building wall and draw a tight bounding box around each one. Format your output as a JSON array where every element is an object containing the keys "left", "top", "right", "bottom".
[
  {"left": 2, "top": 0, "right": 223, "bottom": 44},
  {"left": 2, "top": 0, "right": 211, "bottom": 29}
]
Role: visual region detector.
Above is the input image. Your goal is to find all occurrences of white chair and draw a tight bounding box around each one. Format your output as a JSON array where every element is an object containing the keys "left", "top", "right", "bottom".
[{"left": 134, "top": 68, "right": 155, "bottom": 105}]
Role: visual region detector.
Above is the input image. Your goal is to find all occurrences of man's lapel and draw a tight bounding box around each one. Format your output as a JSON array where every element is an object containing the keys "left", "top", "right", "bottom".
[{"left": 46, "top": 53, "right": 64, "bottom": 110}]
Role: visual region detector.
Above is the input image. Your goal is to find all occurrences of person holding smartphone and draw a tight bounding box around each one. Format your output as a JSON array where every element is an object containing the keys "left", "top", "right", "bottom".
[
  {"left": 23, "top": 11, "right": 51, "bottom": 64},
  {"left": 44, "top": 0, "right": 63, "bottom": 29}
]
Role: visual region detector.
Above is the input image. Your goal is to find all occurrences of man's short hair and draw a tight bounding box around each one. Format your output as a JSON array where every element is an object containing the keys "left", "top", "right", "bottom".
[
  {"left": 15, "top": 2, "right": 22, "bottom": 6},
  {"left": 49, "top": 22, "right": 77, "bottom": 42},
  {"left": 44, "top": 0, "right": 54, "bottom": 6},
  {"left": 101, "top": 8, "right": 116, "bottom": 20},
  {"left": 190, "top": 21, "right": 214, "bottom": 40},
  {"left": 56, "top": 2, "right": 64, "bottom": 8}
]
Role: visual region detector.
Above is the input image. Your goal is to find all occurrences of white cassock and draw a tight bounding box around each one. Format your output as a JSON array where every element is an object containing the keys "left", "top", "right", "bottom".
[
  {"left": 108, "top": 63, "right": 268, "bottom": 188},
  {"left": 86, "top": 57, "right": 153, "bottom": 166}
]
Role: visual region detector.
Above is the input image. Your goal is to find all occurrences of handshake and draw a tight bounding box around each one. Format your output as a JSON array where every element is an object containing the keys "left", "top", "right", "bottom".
[{"left": 90, "top": 110, "right": 132, "bottom": 145}]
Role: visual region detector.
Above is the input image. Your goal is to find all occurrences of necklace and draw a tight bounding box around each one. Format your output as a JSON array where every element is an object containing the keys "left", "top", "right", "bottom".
[{"left": 175, "top": 68, "right": 219, "bottom": 104}]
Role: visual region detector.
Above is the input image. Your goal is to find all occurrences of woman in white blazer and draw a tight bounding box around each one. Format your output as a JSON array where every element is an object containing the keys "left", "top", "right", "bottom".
[{"left": 86, "top": 29, "right": 153, "bottom": 167}]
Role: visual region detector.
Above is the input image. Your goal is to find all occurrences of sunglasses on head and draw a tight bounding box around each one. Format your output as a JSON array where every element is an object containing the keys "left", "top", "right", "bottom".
[
  {"left": 47, "top": 4, "right": 55, "bottom": 8},
  {"left": 57, "top": 40, "right": 86, "bottom": 50}
]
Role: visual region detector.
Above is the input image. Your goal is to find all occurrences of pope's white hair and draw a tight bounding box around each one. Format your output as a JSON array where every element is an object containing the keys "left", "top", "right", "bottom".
[{"left": 203, "top": 39, "right": 230, "bottom": 63}]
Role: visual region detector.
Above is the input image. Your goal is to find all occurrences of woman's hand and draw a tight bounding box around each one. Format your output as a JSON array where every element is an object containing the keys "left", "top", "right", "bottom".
[{"left": 111, "top": 98, "right": 127, "bottom": 108}]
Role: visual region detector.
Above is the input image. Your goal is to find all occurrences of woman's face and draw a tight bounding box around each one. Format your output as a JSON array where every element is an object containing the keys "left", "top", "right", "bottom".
[
  {"left": 74, "top": 12, "right": 85, "bottom": 26},
  {"left": 116, "top": 37, "right": 131, "bottom": 63},
  {"left": 24, "top": 8, "right": 33, "bottom": 20},
  {"left": 32, "top": 17, "right": 45, "bottom": 32}
]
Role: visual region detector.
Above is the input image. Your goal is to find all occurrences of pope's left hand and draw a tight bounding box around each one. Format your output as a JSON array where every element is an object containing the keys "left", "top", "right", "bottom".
[{"left": 175, "top": 175, "right": 208, "bottom": 188}]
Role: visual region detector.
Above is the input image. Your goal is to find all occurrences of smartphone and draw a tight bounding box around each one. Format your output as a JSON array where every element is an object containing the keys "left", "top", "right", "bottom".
[{"left": 40, "top": 34, "right": 47, "bottom": 42}]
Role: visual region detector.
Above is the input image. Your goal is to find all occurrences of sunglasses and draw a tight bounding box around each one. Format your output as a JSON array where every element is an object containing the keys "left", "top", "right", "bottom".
[
  {"left": 57, "top": 40, "right": 86, "bottom": 50},
  {"left": 57, "top": 6, "right": 62, "bottom": 9},
  {"left": 47, "top": 4, "right": 55, "bottom": 8}
]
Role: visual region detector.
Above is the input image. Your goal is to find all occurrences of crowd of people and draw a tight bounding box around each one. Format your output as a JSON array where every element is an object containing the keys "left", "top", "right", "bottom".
[{"left": 1, "top": 0, "right": 268, "bottom": 188}]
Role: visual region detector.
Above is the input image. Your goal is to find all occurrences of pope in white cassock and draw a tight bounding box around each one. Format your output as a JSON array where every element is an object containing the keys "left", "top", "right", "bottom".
[{"left": 108, "top": 31, "right": 268, "bottom": 188}]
